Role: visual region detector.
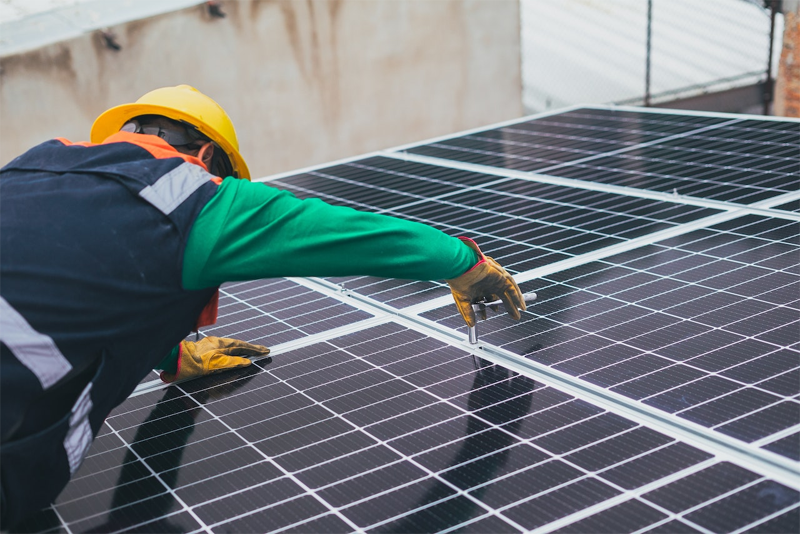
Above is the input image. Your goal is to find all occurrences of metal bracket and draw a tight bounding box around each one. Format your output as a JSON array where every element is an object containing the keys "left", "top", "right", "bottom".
[{"left": 468, "top": 292, "right": 538, "bottom": 345}]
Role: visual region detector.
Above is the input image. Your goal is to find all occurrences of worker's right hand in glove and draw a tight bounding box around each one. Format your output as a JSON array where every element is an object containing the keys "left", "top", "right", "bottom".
[
  {"left": 446, "top": 237, "right": 526, "bottom": 328},
  {"left": 160, "top": 336, "right": 270, "bottom": 383}
]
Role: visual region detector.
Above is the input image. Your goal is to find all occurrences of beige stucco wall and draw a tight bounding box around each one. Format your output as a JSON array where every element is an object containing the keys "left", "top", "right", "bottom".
[{"left": 0, "top": 0, "right": 522, "bottom": 178}]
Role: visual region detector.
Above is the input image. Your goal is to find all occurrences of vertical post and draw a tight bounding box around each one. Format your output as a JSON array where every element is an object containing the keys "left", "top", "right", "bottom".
[
  {"left": 764, "top": 0, "right": 780, "bottom": 115},
  {"left": 645, "top": 0, "right": 653, "bottom": 106}
]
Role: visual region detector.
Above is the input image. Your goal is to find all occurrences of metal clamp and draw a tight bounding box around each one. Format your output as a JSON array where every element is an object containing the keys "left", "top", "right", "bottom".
[{"left": 468, "top": 292, "right": 538, "bottom": 345}]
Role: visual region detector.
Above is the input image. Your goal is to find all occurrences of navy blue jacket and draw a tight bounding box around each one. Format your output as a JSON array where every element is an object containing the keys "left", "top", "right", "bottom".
[{"left": 0, "top": 133, "right": 220, "bottom": 528}]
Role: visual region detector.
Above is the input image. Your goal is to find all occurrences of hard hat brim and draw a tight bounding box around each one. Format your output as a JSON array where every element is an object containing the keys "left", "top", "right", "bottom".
[{"left": 91, "top": 102, "right": 251, "bottom": 180}]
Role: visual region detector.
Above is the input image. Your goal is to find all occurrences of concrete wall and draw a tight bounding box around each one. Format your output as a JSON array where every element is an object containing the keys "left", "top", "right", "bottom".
[{"left": 0, "top": 0, "right": 522, "bottom": 178}]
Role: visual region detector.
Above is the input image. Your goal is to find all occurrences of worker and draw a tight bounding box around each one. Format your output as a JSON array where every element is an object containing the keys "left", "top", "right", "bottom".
[{"left": 0, "top": 85, "right": 525, "bottom": 529}]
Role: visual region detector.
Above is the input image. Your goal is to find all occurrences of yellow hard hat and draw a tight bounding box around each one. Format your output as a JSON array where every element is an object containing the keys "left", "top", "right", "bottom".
[{"left": 91, "top": 85, "right": 250, "bottom": 180}]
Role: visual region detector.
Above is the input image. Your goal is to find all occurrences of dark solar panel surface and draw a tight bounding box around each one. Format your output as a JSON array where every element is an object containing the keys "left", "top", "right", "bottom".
[
  {"left": 19, "top": 107, "right": 800, "bottom": 533},
  {"left": 405, "top": 109, "right": 733, "bottom": 172},
  {"left": 405, "top": 109, "right": 799, "bottom": 205},
  {"left": 422, "top": 214, "right": 800, "bottom": 456},
  {"left": 273, "top": 156, "right": 720, "bottom": 308},
  {"left": 208, "top": 279, "right": 374, "bottom": 343},
  {"left": 17, "top": 323, "right": 799, "bottom": 534},
  {"left": 138, "top": 278, "right": 376, "bottom": 385}
]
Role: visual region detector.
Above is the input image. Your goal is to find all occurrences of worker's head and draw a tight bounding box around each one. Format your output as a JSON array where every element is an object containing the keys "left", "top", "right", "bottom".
[{"left": 90, "top": 85, "right": 250, "bottom": 180}]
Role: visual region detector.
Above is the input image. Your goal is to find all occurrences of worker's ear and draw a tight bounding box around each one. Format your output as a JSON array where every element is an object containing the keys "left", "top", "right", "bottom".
[{"left": 197, "top": 142, "right": 215, "bottom": 169}]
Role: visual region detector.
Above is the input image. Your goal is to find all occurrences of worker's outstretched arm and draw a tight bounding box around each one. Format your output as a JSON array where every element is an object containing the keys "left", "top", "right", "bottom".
[
  {"left": 182, "top": 178, "right": 524, "bottom": 326},
  {"left": 183, "top": 178, "right": 479, "bottom": 284}
]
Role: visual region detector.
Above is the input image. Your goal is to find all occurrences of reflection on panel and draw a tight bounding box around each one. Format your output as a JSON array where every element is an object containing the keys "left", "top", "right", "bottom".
[
  {"left": 406, "top": 109, "right": 731, "bottom": 172},
  {"left": 19, "top": 322, "right": 797, "bottom": 533}
]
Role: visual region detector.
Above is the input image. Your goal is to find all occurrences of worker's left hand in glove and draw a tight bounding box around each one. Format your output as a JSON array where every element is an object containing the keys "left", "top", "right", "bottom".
[{"left": 159, "top": 336, "right": 270, "bottom": 383}]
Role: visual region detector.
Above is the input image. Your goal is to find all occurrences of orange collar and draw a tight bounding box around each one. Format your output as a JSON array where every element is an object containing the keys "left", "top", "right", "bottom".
[{"left": 102, "top": 131, "right": 210, "bottom": 172}]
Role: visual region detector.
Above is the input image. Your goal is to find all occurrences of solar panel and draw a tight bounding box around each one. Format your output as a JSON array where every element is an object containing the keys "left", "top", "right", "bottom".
[
  {"left": 18, "top": 106, "right": 800, "bottom": 533},
  {"left": 19, "top": 323, "right": 799, "bottom": 533}
]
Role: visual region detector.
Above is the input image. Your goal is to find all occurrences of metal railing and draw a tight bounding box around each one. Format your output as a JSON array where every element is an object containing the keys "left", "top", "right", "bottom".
[{"left": 521, "top": 0, "right": 786, "bottom": 115}]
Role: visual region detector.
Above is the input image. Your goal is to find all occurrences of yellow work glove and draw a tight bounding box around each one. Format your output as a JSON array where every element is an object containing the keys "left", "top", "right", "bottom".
[
  {"left": 160, "top": 336, "right": 270, "bottom": 383},
  {"left": 446, "top": 237, "right": 526, "bottom": 328}
]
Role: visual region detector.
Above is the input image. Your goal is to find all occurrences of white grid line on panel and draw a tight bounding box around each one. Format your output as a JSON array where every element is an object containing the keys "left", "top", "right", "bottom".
[
  {"left": 500, "top": 123, "right": 798, "bottom": 152},
  {"left": 358, "top": 166, "right": 719, "bottom": 232},
  {"left": 210, "top": 285, "right": 322, "bottom": 337},
  {"left": 346, "top": 160, "right": 510, "bottom": 195},
  {"left": 174, "top": 388, "right": 368, "bottom": 534},
  {"left": 451, "top": 332, "right": 800, "bottom": 489},
  {"left": 399, "top": 115, "right": 745, "bottom": 177},
  {"left": 709, "top": 398, "right": 800, "bottom": 432},
  {"left": 631, "top": 520, "right": 716, "bottom": 534},
  {"left": 588, "top": 104, "right": 800, "bottom": 123},
  {"left": 215, "top": 343, "right": 527, "bottom": 531},
  {"left": 393, "top": 111, "right": 736, "bottom": 166},
  {"left": 526, "top": 272, "right": 795, "bottom": 356},
  {"left": 375, "top": 106, "right": 594, "bottom": 157},
  {"left": 270, "top": 382, "right": 523, "bottom": 531},
  {"left": 283, "top": 347, "right": 679, "bottom": 532},
  {"left": 453, "top": 273, "right": 796, "bottom": 409},
  {"left": 260, "top": 386, "right": 567, "bottom": 491},
  {"left": 525, "top": 459, "right": 722, "bottom": 534},
  {"left": 335, "top": 304, "right": 800, "bottom": 489},
  {"left": 752, "top": 424, "right": 800, "bottom": 448},
  {"left": 49, "top": 504, "right": 72, "bottom": 534},
  {"left": 490, "top": 230, "right": 796, "bottom": 339},
  {"left": 456, "top": 125, "right": 798, "bottom": 183},
  {"left": 145, "top": 298, "right": 732, "bottom": 534},
  {"left": 404, "top": 207, "right": 756, "bottom": 315},
  {"left": 304, "top": 168, "right": 517, "bottom": 218},
  {"left": 730, "top": 503, "right": 800, "bottom": 534},
  {"left": 629, "top": 476, "right": 771, "bottom": 534},
  {"left": 93, "top": 420, "right": 214, "bottom": 534},
  {"left": 380, "top": 151, "right": 800, "bottom": 222}
]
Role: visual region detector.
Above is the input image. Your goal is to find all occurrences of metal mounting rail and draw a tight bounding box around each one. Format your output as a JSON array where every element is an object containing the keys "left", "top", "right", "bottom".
[{"left": 298, "top": 276, "right": 800, "bottom": 490}]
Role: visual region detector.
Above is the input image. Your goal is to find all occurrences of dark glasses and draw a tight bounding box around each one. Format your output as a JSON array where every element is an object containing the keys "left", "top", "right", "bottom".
[{"left": 121, "top": 119, "right": 206, "bottom": 147}]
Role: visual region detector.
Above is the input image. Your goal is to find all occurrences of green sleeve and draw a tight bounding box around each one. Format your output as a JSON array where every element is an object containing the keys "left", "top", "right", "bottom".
[{"left": 182, "top": 178, "right": 479, "bottom": 290}]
